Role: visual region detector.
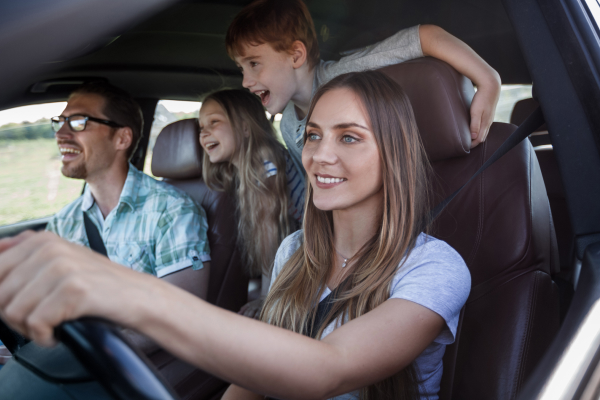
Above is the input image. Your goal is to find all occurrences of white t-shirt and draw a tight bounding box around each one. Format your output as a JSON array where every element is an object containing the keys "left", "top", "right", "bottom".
[{"left": 270, "top": 230, "right": 471, "bottom": 400}]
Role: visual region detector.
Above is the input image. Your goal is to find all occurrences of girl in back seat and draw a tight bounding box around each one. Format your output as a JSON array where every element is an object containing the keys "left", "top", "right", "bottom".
[
  {"left": 0, "top": 71, "right": 470, "bottom": 399},
  {"left": 198, "top": 89, "right": 304, "bottom": 318}
]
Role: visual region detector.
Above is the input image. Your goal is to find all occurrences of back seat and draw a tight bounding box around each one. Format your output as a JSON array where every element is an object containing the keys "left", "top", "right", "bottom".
[{"left": 149, "top": 118, "right": 248, "bottom": 400}]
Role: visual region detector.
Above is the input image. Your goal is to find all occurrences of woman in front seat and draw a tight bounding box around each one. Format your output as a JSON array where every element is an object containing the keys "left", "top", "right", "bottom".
[{"left": 0, "top": 71, "right": 470, "bottom": 400}]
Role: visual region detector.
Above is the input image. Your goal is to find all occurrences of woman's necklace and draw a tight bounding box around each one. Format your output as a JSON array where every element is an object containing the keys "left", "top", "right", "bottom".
[{"left": 335, "top": 249, "right": 355, "bottom": 268}]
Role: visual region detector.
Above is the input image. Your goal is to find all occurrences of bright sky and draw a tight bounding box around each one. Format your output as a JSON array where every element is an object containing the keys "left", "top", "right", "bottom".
[
  {"left": 0, "top": 99, "right": 281, "bottom": 127},
  {"left": 160, "top": 100, "right": 202, "bottom": 113},
  {"left": 0, "top": 103, "right": 67, "bottom": 127},
  {"left": 0, "top": 100, "right": 205, "bottom": 127}
]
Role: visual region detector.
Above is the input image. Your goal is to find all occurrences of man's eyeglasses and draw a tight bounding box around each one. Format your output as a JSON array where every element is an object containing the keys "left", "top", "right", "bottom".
[{"left": 51, "top": 114, "right": 123, "bottom": 133}]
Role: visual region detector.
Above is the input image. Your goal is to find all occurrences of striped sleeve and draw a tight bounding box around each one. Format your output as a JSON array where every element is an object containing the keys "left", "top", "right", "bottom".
[
  {"left": 263, "top": 154, "right": 305, "bottom": 224},
  {"left": 284, "top": 152, "right": 305, "bottom": 223}
]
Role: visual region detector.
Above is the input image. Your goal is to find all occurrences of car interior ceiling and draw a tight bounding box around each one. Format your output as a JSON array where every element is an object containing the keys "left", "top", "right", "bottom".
[
  {"left": 0, "top": 0, "right": 531, "bottom": 111},
  {"left": 2, "top": 0, "right": 600, "bottom": 397}
]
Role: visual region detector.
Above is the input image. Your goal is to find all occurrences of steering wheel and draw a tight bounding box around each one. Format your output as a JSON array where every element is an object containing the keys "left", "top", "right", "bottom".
[{"left": 0, "top": 317, "right": 179, "bottom": 400}]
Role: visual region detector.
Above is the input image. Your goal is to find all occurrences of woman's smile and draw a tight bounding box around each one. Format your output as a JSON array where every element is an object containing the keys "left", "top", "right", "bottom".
[{"left": 315, "top": 173, "right": 347, "bottom": 188}]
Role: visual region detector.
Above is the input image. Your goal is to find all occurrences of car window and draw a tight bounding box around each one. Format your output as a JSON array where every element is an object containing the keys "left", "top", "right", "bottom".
[
  {"left": 494, "top": 84, "right": 533, "bottom": 123},
  {"left": 0, "top": 102, "right": 84, "bottom": 226},
  {"left": 584, "top": 0, "right": 600, "bottom": 34},
  {"left": 144, "top": 100, "right": 284, "bottom": 177}
]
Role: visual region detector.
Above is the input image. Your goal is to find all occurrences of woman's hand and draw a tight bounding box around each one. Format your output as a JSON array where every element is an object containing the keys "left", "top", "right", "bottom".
[
  {"left": 0, "top": 231, "right": 160, "bottom": 346},
  {"left": 238, "top": 298, "right": 264, "bottom": 319}
]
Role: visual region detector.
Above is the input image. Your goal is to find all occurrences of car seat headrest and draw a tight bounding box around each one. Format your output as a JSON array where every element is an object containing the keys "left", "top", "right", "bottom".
[
  {"left": 151, "top": 118, "right": 203, "bottom": 180},
  {"left": 378, "top": 57, "right": 474, "bottom": 162},
  {"left": 510, "top": 98, "right": 547, "bottom": 132}
]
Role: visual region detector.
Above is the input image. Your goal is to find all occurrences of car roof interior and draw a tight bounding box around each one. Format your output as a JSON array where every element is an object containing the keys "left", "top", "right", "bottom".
[{"left": 0, "top": 0, "right": 531, "bottom": 111}]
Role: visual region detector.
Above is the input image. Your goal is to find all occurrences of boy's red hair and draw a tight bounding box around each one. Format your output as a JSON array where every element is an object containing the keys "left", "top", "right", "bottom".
[{"left": 226, "top": 0, "right": 320, "bottom": 70}]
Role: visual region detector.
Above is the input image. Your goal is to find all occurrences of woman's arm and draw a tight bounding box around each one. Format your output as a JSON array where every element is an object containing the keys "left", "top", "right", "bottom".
[
  {"left": 419, "top": 25, "right": 501, "bottom": 148},
  {"left": 0, "top": 232, "right": 444, "bottom": 400},
  {"left": 122, "top": 264, "right": 211, "bottom": 353},
  {"left": 222, "top": 384, "right": 264, "bottom": 400}
]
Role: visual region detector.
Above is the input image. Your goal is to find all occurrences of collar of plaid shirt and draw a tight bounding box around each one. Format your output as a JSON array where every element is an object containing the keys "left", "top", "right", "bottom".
[{"left": 81, "top": 163, "right": 141, "bottom": 213}]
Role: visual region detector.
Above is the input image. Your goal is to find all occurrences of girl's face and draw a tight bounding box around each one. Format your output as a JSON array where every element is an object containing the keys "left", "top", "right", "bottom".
[
  {"left": 302, "top": 88, "right": 383, "bottom": 212},
  {"left": 199, "top": 100, "right": 238, "bottom": 164}
]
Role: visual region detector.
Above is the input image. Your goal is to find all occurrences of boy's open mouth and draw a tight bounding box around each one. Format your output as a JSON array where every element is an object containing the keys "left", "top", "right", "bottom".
[{"left": 257, "top": 90, "right": 270, "bottom": 106}]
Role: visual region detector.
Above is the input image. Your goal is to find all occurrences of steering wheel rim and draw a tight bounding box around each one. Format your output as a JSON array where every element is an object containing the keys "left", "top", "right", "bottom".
[
  {"left": 51, "top": 318, "right": 179, "bottom": 400},
  {"left": 0, "top": 316, "right": 178, "bottom": 399}
]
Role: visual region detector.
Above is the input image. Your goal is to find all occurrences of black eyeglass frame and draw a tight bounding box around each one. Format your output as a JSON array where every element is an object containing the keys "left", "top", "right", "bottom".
[{"left": 51, "top": 114, "right": 124, "bottom": 133}]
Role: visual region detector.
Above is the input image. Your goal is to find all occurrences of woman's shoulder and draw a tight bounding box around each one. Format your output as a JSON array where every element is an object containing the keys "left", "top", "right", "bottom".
[
  {"left": 411, "top": 233, "right": 467, "bottom": 264},
  {"left": 280, "top": 230, "right": 303, "bottom": 253},
  {"left": 393, "top": 233, "right": 471, "bottom": 292},
  {"left": 272, "top": 230, "right": 303, "bottom": 279}
]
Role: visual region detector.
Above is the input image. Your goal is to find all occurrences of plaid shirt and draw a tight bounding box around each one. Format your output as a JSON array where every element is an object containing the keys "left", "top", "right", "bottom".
[{"left": 46, "top": 165, "right": 210, "bottom": 277}]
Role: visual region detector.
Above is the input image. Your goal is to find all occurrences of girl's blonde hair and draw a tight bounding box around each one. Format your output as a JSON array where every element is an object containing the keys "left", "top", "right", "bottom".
[
  {"left": 261, "top": 71, "right": 432, "bottom": 399},
  {"left": 202, "top": 89, "right": 294, "bottom": 276}
]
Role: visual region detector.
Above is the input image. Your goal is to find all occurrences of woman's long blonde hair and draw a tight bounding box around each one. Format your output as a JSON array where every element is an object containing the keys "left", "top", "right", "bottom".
[
  {"left": 261, "top": 71, "right": 432, "bottom": 399},
  {"left": 202, "top": 89, "right": 294, "bottom": 276}
]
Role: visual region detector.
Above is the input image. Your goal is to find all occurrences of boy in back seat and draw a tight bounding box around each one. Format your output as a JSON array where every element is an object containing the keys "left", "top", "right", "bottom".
[{"left": 227, "top": 1, "right": 501, "bottom": 181}]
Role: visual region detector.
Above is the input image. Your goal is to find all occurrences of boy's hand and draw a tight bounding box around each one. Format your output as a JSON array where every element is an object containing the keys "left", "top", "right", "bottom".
[
  {"left": 419, "top": 25, "right": 502, "bottom": 148},
  {"left": 469, "top": 79, "right": 501, "bottom": 148}
]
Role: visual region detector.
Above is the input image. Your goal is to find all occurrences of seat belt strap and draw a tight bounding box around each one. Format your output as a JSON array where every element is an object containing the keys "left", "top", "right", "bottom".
[
  {"left": 430, "top": 106, "right": 545, "bottom": 220},
  {"left": 306, "top": 290, "right": 337, "bottom": 338},
  {"left": 83, "top": 212, "right": 108, "bottom": 257}
]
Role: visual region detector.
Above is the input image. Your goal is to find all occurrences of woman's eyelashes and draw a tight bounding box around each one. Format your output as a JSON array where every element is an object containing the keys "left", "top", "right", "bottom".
[
  {"left": 306, "top": 132, "right": 360, "bottom": 144},
  {"left": 342, "top": 134, "right": 359, "bottom": 143},
  {"left": 307, "top": 132, "right": 321, "bottom": 141}
]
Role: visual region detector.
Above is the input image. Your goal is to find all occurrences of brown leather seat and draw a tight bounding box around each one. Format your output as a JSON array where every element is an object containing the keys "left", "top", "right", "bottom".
[
  {"left": 379, "top": 58, "right": 560, "bottom": 399},
  {"left": 511, "top": 97, "right": 549, "bottom": 147},
  {"left": 149, "top": 118, "right": 248, "bottom": 400},
  {"left": 511, "top": 98, "right": 574, "bottom": 273}
]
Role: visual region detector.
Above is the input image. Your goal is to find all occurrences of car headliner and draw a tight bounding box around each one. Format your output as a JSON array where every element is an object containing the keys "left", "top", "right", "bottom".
[{"left": 1, "top": 0, "right": 530, "bottom": 110}]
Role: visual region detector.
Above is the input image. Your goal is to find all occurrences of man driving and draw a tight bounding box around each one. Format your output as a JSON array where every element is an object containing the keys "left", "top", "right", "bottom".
[{"left": 0, "top": 82, "right": 211, "bottom": 364}]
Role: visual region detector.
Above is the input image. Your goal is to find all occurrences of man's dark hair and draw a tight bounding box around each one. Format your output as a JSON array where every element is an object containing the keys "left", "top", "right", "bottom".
[{"left": 71, "top": 82, "right": 144, "bottom": 160}]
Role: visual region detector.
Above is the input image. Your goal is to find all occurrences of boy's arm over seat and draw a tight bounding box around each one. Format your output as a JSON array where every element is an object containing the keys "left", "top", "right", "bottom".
[
  {"left": 419, "top": 25, "right": 501, "bottom": 147},
  {"left": 318, "top": 25, "right": 500, "bottom": 147}
]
